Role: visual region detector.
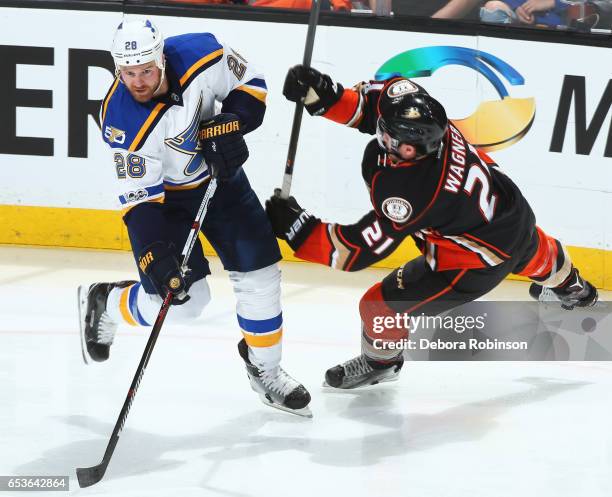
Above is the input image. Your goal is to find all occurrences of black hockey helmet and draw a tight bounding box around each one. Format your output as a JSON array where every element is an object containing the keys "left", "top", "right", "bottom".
[{"left": 376, "top": 79, "right": 448, "bottom": 158}]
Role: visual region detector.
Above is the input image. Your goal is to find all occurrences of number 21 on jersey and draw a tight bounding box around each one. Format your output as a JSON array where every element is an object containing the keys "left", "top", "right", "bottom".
[{"left": 362, "top": 220, "right": 395, "bottom": 255}]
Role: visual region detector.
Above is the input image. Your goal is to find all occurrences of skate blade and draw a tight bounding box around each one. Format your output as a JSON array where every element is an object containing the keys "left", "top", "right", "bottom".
[
  {"left": 258, "top": 394, "right": 313, "bottom": 418},
  {"left": 77, "top": 285, "right": 91, "bottom": 365},
  {"left": 321, "top": 375, "right": 400, "bottom": 390}
]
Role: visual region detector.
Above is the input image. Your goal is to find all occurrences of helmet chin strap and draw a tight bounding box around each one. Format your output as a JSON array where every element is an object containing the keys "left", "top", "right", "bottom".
[
  {"left": 152, "top": 59, "right": 167, "bottom": 97},
  {"left": 115, "top": 64, "right": 124, "bottom": 83}
]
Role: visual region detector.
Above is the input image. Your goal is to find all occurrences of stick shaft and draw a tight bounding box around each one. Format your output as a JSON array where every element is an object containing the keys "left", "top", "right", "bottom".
[
  {"left": 280, "top": 0, "right": 322, "bottom": 199},
  {"left": 77, "top": 178, "right": 218, "bottom": 488},
  {"left": 180, "top": 178, "right": 217, "bottom": 272}
]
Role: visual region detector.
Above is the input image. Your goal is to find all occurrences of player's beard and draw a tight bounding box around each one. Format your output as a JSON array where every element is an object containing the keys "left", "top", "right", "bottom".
[{"left": 128, "top": 84, "right": 156, "bottom": 103}]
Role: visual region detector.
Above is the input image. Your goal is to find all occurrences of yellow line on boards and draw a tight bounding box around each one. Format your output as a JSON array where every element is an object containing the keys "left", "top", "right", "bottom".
[{"left": 0, "top": 204, "right": 609, "bottom": 289}]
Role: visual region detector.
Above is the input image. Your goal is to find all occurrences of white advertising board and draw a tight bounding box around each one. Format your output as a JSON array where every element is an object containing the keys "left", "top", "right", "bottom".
[{"left": 0, "top": 6, "right": 610, "bottom": 253}]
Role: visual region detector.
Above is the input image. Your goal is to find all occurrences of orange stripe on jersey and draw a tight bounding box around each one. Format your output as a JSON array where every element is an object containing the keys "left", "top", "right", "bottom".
[
  {"left": 359, "top": 282, "right": 407, "bottom": 341},
  {"left": 294, "top": 222, "right": 335, "bottom": 266},
  {"left": 179, "top": 48, "right": 224, "bottom": 87},
  {"left": 518, "top": 226, "right": 557, "bottom": 278},
  {"left": 369, "top": 171, "right": 384, "bottom": 217},
  {"left": 434, "top": 245, "right": 486, "bottom": 271},
  {"left": 335, "top": 225, "right": 362, "bottom": 271},
  {"left": 236, "top": 85, "right": 267, "bottom": 103},
  {"left": 462, "top": 233, "right": 511, "bottom": 259},
  {"left": 476, "top": 148, "right": 496, "bottom": 165},
  {"left": 323, "top": 89, "right": 360, "bottom": 125},
  {"left": 129, "top": 102, "right": 167, "bottom": 151},
  {"left": 101, "top": 78, "right": 120, "bottom": 124},
  {"left": 121, "top": 197, "right": 164, "bottom": 214}
]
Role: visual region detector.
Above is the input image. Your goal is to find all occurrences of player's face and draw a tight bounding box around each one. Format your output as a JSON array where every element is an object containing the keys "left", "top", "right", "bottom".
[
  {"left": 119, "top": 62, "right": 162, "bottom": 103},
  {"left": 380, "top": 132, "right": 417, "bottom": 162}
]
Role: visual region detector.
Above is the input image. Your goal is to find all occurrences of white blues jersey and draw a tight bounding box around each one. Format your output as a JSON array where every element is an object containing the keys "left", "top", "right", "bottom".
[{"left": 100, "top": 32, "right": 267, "bottom": 213}]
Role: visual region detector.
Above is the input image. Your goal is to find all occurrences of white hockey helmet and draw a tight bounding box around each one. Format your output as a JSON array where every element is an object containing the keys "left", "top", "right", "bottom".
[{"left": 111, "top": 18, "right": 164, "bottom": 75}]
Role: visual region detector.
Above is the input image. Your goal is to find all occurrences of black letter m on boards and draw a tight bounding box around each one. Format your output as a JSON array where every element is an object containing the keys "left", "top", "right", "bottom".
[{"left": 550, "top": 76, "right": 612, "bottom": 157}]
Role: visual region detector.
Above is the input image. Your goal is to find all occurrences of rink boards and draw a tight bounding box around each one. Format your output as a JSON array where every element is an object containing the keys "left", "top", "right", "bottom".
[{"left": 0, "top": 6, "right": 610, "bottom": 288}]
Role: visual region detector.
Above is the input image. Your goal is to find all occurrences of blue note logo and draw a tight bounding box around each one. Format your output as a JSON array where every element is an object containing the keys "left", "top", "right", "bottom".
[{"left": 164, "top": 94, "right": 205, "bottom": 176}]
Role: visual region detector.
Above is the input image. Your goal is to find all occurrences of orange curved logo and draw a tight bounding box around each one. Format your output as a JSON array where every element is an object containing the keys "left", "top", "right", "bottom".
[{"left": 376, "top": 47, "right": 536, "bottom": 152}]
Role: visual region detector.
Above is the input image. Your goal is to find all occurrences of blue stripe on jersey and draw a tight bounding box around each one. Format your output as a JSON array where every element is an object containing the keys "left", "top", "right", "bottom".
[
  {"left": 245, "top": 78, "right": 267, "bottom": 90},
  {"left": 237, "top": 313, "right": 283, "bottom": 334},
  {"left": 102, "top": 84, "right": 165, "bottom": 150},
  {"left": 128, "top": 283, "right": 150, "bottom": 326},
  {"left": 119, "top": 184, "right": 164, "bottom": 205}
]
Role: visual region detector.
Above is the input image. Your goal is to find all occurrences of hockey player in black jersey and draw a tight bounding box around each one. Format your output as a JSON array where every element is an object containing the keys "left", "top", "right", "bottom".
[{"left": 266, "top": 65, "right": 598, "bottom": 389}]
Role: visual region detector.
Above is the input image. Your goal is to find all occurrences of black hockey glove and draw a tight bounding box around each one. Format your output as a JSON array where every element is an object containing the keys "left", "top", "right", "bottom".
[
  {"left": 283, "top": 65, "right": 344, "bottom": 116},
  {"left": 138, "top": 241, "right": 190, "bottom": 305},
  {"left": 199, "top": 113, "right": 249, "bottom": 181},
  {"left": 265, "top": 189, "right": 319, "bottom": 251}
]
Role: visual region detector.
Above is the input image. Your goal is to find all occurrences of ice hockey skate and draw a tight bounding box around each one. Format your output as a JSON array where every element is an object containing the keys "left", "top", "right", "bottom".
[
  {"left": 529, "top": 268, "right": 598, "bottom": 310},
  {"left": 238, "top": 339, "right": 312, "bottom": 417},
  {"left": 324, "top": 354, "right": 404, "bottom": 389},
  {"left": 78, "top": 281, "right": 137, "bottom": 364}
]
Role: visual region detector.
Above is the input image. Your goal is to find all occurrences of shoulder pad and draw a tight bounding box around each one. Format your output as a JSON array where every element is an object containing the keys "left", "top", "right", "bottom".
[{"left": 164, "top": 33, "right": 224, "bottom": 85}]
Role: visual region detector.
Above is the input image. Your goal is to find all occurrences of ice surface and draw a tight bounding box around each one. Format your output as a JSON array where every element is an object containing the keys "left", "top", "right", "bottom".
[{"left": 0, "top": 247, "right": 610, "bottom": 497}]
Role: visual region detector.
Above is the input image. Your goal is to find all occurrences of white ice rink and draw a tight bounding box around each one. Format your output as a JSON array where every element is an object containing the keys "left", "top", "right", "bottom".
[{"left": 1, "top": 246, "right": 611, "bottom": 497}]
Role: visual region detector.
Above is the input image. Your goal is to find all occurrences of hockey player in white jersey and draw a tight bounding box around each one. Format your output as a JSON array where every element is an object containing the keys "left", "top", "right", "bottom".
[{"left": 78, "top": 19, "right": 311, "bottom": 416}]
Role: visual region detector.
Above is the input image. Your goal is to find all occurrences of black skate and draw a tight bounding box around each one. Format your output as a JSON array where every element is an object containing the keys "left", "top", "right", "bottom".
[
  {"left": 529, "top": 268, "right": 598, "bottom": 310},
  {"left": 78, "top": 281, "right": 136, "bottom": 364},
  {"left": 324, "top": 354, "right": 404, "bottom": 389},
  {"left": 237, "top": 339, "right": 312, "bottom": 418}
]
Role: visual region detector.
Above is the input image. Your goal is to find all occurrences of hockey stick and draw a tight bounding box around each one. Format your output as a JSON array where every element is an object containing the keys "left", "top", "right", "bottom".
[
  {"left": 279, "top": 0, "right": 322, "bottom": 199},
  {"left": 76, "top": 178, "right": 218, "bottom": 488}
]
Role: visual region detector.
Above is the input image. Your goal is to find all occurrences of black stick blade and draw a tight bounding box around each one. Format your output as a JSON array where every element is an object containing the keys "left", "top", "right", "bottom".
[{"left": 76, "top": 462, "right": 108, "bottom": 488}]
